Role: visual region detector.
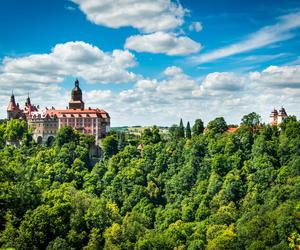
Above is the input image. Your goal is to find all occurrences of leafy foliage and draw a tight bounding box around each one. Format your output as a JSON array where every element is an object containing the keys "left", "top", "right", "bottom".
[{"left": 0, "top": 116, "right": 299, "bottom": 249}]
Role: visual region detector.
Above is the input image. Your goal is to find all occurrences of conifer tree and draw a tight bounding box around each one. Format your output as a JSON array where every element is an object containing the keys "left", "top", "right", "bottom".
[
  {"left": 186, "top": 121, "right": 191, "bottom": 139},
  {"left": 179, "top": 118, "right": 185, "bottom": 138}
]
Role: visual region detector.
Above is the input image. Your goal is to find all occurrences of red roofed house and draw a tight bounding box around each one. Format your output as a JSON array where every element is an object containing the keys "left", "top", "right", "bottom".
[{"left": 7, "top": 79, "right": 110, "bottom": 144}]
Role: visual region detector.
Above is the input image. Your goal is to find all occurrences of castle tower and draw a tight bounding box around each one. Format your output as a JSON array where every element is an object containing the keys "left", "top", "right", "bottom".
[
  {"left": 269, "top": 108, "right": 278, "bottom": 125},
  {"left": 277, "top": 107, "right": 288, "bottom": 124},
  {"left": 7, "top": 92, "right": 20, "bottom": 119},
  {"left": 69, "top": 79, "right": 85, "bottom": 110}
]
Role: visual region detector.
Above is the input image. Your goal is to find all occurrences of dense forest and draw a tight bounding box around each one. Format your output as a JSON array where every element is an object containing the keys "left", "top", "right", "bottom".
[{"left": 0, "top": 113, "right": 299, "bottom": 250}]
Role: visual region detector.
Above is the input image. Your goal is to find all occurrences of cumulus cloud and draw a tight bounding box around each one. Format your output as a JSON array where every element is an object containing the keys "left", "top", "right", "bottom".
[
  {"left": 71, "top": 0, "right": 186, "bottom": 33},
  {"left": 250, "top": 65, "right": 300, "bottom": 88},
  {"left": 189, "top": 22, "right": 202, "bottom": 32},
  {"left": 191, "top": 11, "right": 300, "bottom": 64},
  {"left": 192, "top": 72, "right": 246, "bottom": 97},
  {"left": 71, "top": 0, "right": 203, "bottom": 57},
  {"left": 135, "top": 79, "right": 158, "bottom": 92},
  {"left": 125, "top": 32, "right": 201, "bottom": 56},
  {"left": 164, "top": 66, "right": 183, "bottom": 76},
  {"left": 1, "top": 56, "right": 299, "bottom": 126},
  {"left": 0, "top": 41, "right": 137, "bottom": 89},
  {"left": 102, "top": 64, "right": 300, "bottom": 126}
]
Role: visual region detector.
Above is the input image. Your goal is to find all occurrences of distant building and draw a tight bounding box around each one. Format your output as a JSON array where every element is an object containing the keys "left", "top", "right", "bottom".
[
  {"left": 7, "top": 79, "right": 110, "bottom": 144},
  {"left": 269, "top": 107, "right": 288, "bottom": 125}
]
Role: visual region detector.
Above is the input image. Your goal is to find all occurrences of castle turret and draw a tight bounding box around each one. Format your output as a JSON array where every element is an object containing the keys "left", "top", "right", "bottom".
[
  {"left": 7, "top": 92, "right": 20, "bottom": 119},
  {"left": 277, "top": 107, "right": 288, "bottom": 124},
  {"left": 269, "top": 108, "right": 278, "bottom": 125},
  {"left": 69, "top": 79, "right": 85, "bottom": 110}
]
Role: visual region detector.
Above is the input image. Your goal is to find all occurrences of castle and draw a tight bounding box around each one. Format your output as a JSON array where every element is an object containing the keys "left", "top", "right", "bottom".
[
  {"left": 269, "top": 107, "right": 288, "bottom": 125},
  {"left": 7, "top": 79, "right": 110, "bottom": 144}
]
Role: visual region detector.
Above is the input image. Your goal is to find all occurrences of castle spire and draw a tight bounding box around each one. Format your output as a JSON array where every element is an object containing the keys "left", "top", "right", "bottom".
[
  {"left": 26, "top": 92, "right": 31, "bottom": 106},
  {"left": 7, "top": 91, "right": 20, "bottom": 119},
  {"left": 75, "top": 78, "right": 79, "bottom": 87}
]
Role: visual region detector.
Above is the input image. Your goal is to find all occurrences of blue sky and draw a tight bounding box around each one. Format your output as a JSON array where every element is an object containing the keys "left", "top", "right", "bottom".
[{"left": 0, "top": 0, "right": 299, "bottom": 126}]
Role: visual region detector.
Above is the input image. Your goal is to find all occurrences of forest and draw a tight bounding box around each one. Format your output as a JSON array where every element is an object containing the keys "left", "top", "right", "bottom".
[{"left": 0, "top": 113, "right": 299, "bottom": 250}]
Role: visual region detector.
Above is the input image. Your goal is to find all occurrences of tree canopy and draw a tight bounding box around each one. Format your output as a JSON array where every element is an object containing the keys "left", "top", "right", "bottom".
[{"left": 0, "top": 115, "right": 299, "bottom": 249}]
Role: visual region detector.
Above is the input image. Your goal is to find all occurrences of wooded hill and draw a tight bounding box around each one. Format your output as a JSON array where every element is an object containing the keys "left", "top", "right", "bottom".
[{"left": 0, "top": 113, "right": 299, "bottom": 249}]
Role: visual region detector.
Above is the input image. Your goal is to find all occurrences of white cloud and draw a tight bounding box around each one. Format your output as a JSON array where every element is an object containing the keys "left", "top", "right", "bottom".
[
  {"left": 71, "top": 0, "right": 186, "bottom": 33},
  {"left": 159, "top": 67, "right": 198, "bottom": 94},
  {"left": 250, "top": 65, "right": 300, "bottom": 88},
  {"left": 65, "top": 5, "right": 76, "bottom": 11},
  {"left": 189, "top": 22, "right": 202, "bottom": 32},
  {"left": 135, "top": 79, "right": 158, "bottom": 92},
  {"left": 125, "top": 32, "right": 201, "bottom": 56},
  {"left": 0, "top": 41, "right": 137, "bottom": 88},
  {"left": 192, "top": 72, "right": 246, "bottom": 97},
  {"left": 202, "top": 72, "right": 245, "bottom": 91},
  {"left": 103, "top": 65, "right": 300, "bottom": 126},
  {"left": 164, "top": 66, "right": 183, "bottom": 76},
  {"left": 1, "top": 56, "right": 299, "bottom": 127},
  {"left": 191, "top": 11, "right": 300, "bottom": 64},
  {"left": 71, "top": 0, "right": 203, "bottom": 57}
]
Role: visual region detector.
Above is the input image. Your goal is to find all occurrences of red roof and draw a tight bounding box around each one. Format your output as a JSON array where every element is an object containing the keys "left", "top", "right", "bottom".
[
  {"left": 46, "top": 108, "right": 110, "bottom": 119},
  {"left": 7, "top": 102, "right": 19, "bottom": 111},
  {"left": 227, "top": 127, "right": 238, "bottom": 133}
]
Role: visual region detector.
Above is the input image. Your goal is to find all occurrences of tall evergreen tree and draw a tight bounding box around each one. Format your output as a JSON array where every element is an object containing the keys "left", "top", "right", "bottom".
[
  {"left": 186, "top": 122, "right": 191, "bottom": 139},
  {"left": 179, "top": 118, "right": 185, "bottom": 138},
  {"left": 192, "top": 118, "right": 204, "bottom": 136}
]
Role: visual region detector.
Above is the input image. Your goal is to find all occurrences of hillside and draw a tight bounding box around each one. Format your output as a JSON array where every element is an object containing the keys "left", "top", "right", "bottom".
[{"left": 0, "top": 114, "right": 299, "bottom": 249}]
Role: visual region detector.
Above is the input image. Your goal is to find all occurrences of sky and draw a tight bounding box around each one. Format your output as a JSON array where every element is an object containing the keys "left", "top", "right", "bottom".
[{"left": 0, "top": 0, "right": 300, "bottom": 126}]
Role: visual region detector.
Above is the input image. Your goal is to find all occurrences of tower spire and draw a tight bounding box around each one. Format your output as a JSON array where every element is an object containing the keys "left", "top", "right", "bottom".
[
  {"left": 69, "top": 78, "right": 84, "bottom": 110},
  {"left": 7, "top": 90, "right": 20, "bottom": 119},
  {"left": 75, "top": 78, "right": 79, "bottom": 87},
  {"left": 27, "top": 92, "right": 31, "bottom": 105}
]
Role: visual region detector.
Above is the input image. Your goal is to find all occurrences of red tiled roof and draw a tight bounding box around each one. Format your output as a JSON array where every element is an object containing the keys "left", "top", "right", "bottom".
[
  {"left": 227, "top": 127, "right": 238, "bottom": 133},
  {"left": 46, "top": 108, "right": 109, "bottom": 119},
  {"left": 7, "top": 102, "right": 19, "bottom": 111}
]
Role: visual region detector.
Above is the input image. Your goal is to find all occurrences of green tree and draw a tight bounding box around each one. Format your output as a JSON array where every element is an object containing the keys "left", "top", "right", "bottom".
[
  {"left": 141, "top": 126, "right": 161, "bottom": 144},
  {"left": 55, "top": 126, "right": 79, "bottom": 147},
  {"left": 168, "top": 125, "right": 180, "bottom": 140},
  {"left": 4, "top": 119, "right": 27, "bottom": 141},
  {"left": 101, "top": 135, "right": 118, "bottom": 158},
  {"left": 192, "top": 119, "right": 204, "bottom": 136},
  {"left": 241, "top": 112, "right": 261, "bottom": 127},
  {"left": 207, "top": 117, "right": 228, "bottom": 135},
  {"left": 117, "top": 132, "right": 126, "bottom": 151},
  {"left": 186, "top": 122, "right": 191, "bottom": 139},
  {"left": 179, "top": 119, "right": 185, "bottom": 138},
  {"left": 0, "top": 112, "right": 299, "bottom": 250}
]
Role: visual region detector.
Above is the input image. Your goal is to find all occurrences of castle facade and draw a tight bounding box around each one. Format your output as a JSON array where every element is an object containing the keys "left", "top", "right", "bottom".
[{"left": 7, "top": 79, "right": 110, "bottom": 144}]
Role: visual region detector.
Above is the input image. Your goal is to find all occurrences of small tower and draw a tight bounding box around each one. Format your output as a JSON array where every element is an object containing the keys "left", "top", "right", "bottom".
[
  {"left": 269, "top": 108, "right": 278, "bottom": 125},
  {"left": 7, "top": 92, "right": 20, "bottom": 119},
  {"left": 69, "top": 79, "right": 85, "bottom": 110},
  {"left": 277, "top": 107, "right": 288, "bottom": 124}
]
